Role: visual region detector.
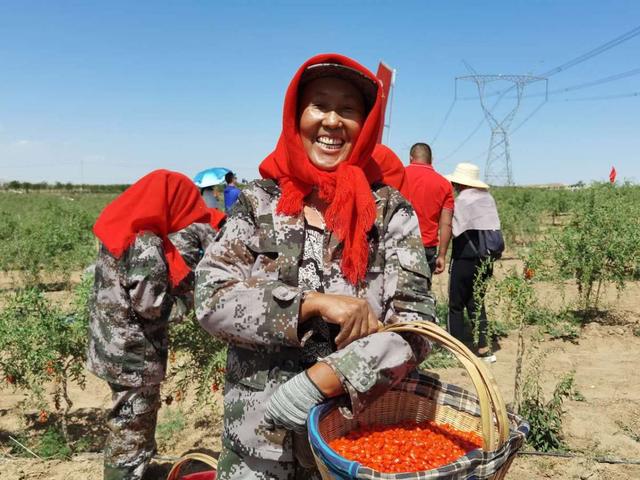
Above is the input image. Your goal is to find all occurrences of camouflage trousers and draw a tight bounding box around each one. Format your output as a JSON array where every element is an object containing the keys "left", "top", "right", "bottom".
[
  {"left": 104, "top": 382, "right": 161, "bottom": 480},
  {"left": 217, "top": 443, "right": 322, "bottom": 480}
]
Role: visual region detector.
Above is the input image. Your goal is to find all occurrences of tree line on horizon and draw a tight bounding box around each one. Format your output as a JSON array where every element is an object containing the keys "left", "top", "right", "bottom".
[{"left": 0, "top": 180, "right": 130, "bottom": 193}]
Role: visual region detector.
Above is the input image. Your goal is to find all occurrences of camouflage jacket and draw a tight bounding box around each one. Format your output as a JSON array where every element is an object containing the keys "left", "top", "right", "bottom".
[
  {"left": 195, "top": 179, "right": 436, "bottom": 461},
  {"left": 169, "top": 222, "right": 217, "bottom": 320},
  {"left": 169, "top": 222, "right": 217, "bottom": 271},
  {"left": 87, "top": 232, "right": 173, "bottom": 388},
  {"left": 87, "top": 225, "right": 209, "bottom": 388}
]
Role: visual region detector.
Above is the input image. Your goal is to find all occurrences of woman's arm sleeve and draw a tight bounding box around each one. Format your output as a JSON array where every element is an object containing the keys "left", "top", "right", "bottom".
[
  {"left": 168, "top": 223, "right": 216, "bottom": 317},
  {"left": 195, "top": 193, "right": 302, "bottom": 350},
  {"left": 123, "top": 234, "right": 173, "bottom": 321},
  {"left": 321, "top": 201, "right": 436, "bottom": 414}
]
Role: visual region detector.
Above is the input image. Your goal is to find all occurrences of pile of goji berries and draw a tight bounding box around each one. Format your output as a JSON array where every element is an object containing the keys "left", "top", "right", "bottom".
[{"left": 328, "top": 420, "right": 483, "bottom": 473}]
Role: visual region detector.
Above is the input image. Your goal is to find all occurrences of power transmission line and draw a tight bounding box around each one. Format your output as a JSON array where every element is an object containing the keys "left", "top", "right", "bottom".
[
  {"left": 441, "top": 115, "right": 486, "bottom": 162},
  {"left": 430, "top": 97, "right": 457, "bottom": 145},
  {"left": 522, "top": 67, "right": 640, "bottom": 98},
  {"left": 561, "top": 91, "right": 640, "bottom": 101},
  {"left": 436, "top": 25, "right": 640, "bottom": 169},
  {"left": 508, "top": 68, "right": 640, "bottom": 130},
  {"left": 430, "top": 60, "right": 478, "bottom": 150},
  {"left": 464, "top": 88, "right": 639, "bottom": 166},
  {"left": 464, "top": 87, "right": 639, "bottom": 163},
  {"left": 511, "top": 99, "right": 548, "bottom": 135},
  {"left": 540, "top": 25, "right": 640, "bottom": 77},
  {"left": 477, "top": 24, "right": 640, "bottom": 98},
  {"left": 429, "top": 61, "right": 480, "bottom": 146},
  {"left": 440, "top": 83, "right": 515, "bottom": 162},
  {"left": 455, "top": 25, "right": 640, "bottom": 165},
  {"left": 468, "top": 97, "right": 548, "bottom": 162},
  {"left": 502, "top": 66, "right": 640, "bottom": 142}
]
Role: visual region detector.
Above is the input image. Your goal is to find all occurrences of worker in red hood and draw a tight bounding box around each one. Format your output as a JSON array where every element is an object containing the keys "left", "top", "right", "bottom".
[
  {"left": 88, "top": 169, "right": 211, "bottom": 480},
  {"left": 195, "top": 54, "right": 435, "bottom": 478}
]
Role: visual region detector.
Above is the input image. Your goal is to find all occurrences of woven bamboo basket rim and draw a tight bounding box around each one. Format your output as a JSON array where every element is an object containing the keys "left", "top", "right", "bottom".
[
  {"left": 166, "top": 452, "right": 218, "bottom": 480},
  {"left": 381, "top": 320, "right": 509, "bottom": 450},
  {"left": 318, "top": 390, "right": 487, "bottom": 438}
]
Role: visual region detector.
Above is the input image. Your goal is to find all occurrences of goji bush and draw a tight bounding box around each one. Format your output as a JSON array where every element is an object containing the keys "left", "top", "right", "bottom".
[
  {"left": 0, "top": 191, "right": 114, "bottom": 285},
  {"left": 492, "top": 187, "right": 546, "bottom": 249},
  {"left": 518, "top": 349, "right": 578, "bottom": 452},
  {"left": 529, "top": 183, "right": 640, "bottom": 312},
  {"left": 168, "top": 312, "right": 227, "bottom": 405},
  {"left": 0, "top": 278, "right": 91, "bottom": 439}
]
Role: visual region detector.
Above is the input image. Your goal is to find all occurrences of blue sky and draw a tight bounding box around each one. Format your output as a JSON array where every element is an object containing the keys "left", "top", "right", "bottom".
[{"left": 1, "top": 1, "right": 639, "bottom": 185}]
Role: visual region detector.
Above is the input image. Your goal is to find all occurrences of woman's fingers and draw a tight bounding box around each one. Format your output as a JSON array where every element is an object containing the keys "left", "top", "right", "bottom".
[
  {"left": 358, "top": 303, "right": 371, "bottom": 340},
  {"left": 341, "top": 312, "right": 364, "bottom": 349},
  {"left": 336, "top": 302, "right": 375, "bottom": 349},
  {"left": 314, "top": 293, "right": 381, "bottom": 348},
  {"left": 334, "top": 310, "right": 354, "bottom": 348},
  {"left": 367, "top": 307, "right": 380, "bottom": 336}
]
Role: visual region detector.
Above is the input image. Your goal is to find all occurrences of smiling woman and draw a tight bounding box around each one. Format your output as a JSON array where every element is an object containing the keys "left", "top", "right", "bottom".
[
  {"left": 298, "top": 76, "right": 365, "bottom": 171},
  {"left": 194, "top": 53, "right": 436, "bottom": 479}
]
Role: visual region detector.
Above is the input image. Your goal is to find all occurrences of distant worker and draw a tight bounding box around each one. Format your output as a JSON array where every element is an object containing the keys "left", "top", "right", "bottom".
[
  {"left": 223, "top": 171, "right": 241, "bottom": 212},
  {"left": 403, "top": 143, "right": 454, "bottom": 276},
  {"left": 193, "top": 170, "right": 226, "bottom": 231},
  {"left": 201, "top": 184, "right": 219, "bottom": 209},
  {"left": 445, "top": 163, "right": 503, "bottom": 363},
  {"left": 87, "top": 170, "right": 211, "bottom": 480},
  {"left": 194, "top": 167, "right": 230, "bottom": 210}
]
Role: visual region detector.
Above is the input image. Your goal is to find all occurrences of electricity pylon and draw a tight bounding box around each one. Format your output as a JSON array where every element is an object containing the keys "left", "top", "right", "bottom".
[{"left": 456, "top": 74, "right": 548, "bottom": 185}]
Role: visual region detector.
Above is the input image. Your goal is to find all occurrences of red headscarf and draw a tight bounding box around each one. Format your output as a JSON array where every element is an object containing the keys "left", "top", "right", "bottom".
[
  {"left": 207, "top": 207, "right": 227, "bottom": 230},
  {"left": 259, "top": 53, "right": 403, "bottom": 284},
  {"left": 370, "top": 144, "right": 408, "bottom": 197},
  {"left": 93, "top": 169, "right": 210, "bottom": 287}
]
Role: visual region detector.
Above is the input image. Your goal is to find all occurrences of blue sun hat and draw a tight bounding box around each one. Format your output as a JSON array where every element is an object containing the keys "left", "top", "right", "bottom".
[{"left": 193, "top": 167, "right": 231, "bottom": 189}]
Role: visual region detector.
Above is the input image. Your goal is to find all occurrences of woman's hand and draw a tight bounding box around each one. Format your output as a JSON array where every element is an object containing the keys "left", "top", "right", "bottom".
[{"left": 301, "top": 292, "right": 380, "bottom": 349}]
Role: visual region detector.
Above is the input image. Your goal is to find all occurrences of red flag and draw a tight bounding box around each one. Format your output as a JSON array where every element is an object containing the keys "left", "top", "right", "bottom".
[
  {"left": 376, "top": 62, "right": 394, "bottom": 143},
  {"left": 609, "top": 166, "right": 617, "bottom": 184}
]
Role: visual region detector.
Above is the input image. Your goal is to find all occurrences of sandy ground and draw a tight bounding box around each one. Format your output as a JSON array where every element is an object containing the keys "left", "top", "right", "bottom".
[{"left": 1, "top": 267, "right": 640, "bottom": 479}]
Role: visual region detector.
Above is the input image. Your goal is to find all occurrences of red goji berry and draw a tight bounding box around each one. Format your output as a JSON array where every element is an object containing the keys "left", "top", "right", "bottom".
[
  {"left": 328, "top": 420, "right": 482, "bottom": 473},
  {"left": 45, "top": 360, "right": 55, "bottom": 376},
  {"left": 38, "top": 410, "right": 48, "bottom": 424}
]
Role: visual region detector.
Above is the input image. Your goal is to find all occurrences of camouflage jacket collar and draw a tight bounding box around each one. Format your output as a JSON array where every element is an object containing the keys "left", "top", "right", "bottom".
[{"left": 254, "top": 178, "right": 388, "bottom": 286}]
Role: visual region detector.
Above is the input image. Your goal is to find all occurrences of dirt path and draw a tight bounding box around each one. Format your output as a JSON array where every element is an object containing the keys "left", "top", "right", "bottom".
[
  {"left": 2, "top": 269, "right": 640, "bottom": 479},
  {"left": 2, "top": 320, "right": 639, "bottom": 479}
]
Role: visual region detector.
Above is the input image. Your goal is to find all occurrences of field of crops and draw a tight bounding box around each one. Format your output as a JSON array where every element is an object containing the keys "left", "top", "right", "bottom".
[{"left": 1, "top": 183, "right": 640, "bottom": 479}]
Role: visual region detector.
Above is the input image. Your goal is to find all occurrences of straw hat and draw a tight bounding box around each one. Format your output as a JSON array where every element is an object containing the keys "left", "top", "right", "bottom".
[{"left": 445, "top": 163, "right": 489, "bottom": 189}]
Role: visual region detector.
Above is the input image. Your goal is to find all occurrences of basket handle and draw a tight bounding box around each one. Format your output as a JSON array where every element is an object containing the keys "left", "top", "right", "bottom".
[
  {"left": 382, "top": 321, "right": 510, "bottom": 450},
  {"left": 166, "top": 452, "right": 218, "bottom": 480}
]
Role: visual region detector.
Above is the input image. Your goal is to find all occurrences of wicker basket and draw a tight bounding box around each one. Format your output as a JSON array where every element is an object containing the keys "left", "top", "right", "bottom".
[{"left": 307, "top": 321, "right": 529, "bottom": 480}]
